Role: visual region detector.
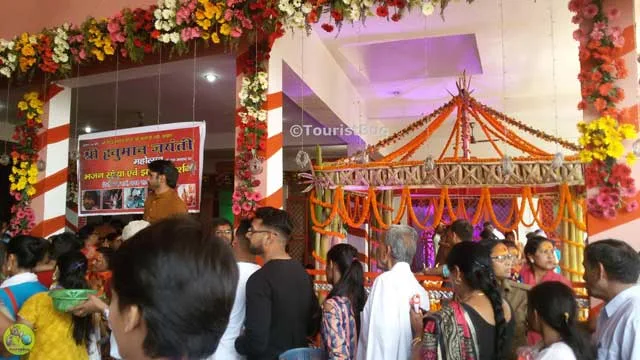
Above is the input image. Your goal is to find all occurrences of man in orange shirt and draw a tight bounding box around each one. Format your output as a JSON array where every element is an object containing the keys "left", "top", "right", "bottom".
[{"left": 143, "top": 160, "right": 188, "bottom": 223}]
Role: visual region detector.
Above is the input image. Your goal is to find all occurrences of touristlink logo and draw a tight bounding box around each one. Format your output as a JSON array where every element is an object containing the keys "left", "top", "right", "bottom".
[{"left": 289, "top": 124, "right": 389, "bottom": 138}]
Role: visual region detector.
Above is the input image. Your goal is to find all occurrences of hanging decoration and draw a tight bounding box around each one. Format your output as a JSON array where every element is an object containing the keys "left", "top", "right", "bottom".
[
  {"left": 423, "top": 156, "right": 435, "bottom": 171},
  {"left": 296, "top": 149, "right": 311, "bottom": 169},
  {"left": 551, "top": 152, "right": 564, "bottom": 169}
]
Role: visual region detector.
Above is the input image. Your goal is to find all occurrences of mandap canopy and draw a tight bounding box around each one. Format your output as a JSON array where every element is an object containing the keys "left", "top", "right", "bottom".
[{"left": 305, "top": 78, "right": 587, "bottom": 281}]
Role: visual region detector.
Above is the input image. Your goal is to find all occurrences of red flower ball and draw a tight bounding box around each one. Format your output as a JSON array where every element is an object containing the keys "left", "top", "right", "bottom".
[
  {"left": 321, "top": 23, "right": 334, "bottom": 32},
  {"left": 376, "top": 6, "right": 389, "bottom": 17},
  {"left": 391, "top": 13, "right": 401, "bottom": 22}
]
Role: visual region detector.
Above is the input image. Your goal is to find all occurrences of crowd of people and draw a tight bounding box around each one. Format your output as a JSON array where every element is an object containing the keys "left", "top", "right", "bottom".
[{"left": 0, "top": 159, "right": 638, "bottom": 360}]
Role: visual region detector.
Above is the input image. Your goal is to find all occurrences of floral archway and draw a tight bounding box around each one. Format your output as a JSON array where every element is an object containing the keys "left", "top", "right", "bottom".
[{"left": 0, "top": 0, "right": 635, "bottom": 234}]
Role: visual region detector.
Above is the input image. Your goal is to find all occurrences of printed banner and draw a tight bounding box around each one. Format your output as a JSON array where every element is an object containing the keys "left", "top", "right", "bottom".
[{"left": 77, "top": 122, "right": 206, "bottom": 216}]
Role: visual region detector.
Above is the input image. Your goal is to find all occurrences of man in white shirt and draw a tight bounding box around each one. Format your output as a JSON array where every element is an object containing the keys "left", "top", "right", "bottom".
[
  {"left": 583, "top": 239, "right": 640, "bottom": 360},
  {"left": 210, "top": 219, "right": 260, "bottom": 360},
  {"left": 357, "top": 225, "right": 429, "bottom": 360}
]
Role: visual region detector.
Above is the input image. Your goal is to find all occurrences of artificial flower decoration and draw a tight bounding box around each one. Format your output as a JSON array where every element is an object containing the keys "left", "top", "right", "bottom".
[{"left": 8, "top": 92, "right": 44, "bottom": 235}]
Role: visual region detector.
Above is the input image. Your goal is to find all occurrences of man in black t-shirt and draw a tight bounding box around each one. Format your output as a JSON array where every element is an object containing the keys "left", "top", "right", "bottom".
[{"left": 235, "top": 207, "right": 320, "bottom": 360}]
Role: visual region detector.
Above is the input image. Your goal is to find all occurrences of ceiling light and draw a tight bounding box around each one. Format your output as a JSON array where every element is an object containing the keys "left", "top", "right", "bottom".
[
  {"left": 84, "top": 126, "right": 92, "bottom": 133},
  {"left": 203, "top": 73, "right": 218, "bottom": 83}
]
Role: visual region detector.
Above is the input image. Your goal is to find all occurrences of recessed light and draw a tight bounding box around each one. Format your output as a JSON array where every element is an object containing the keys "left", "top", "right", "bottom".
[
  {"left": 203, "top": 73, "right": 218, "bottom": 83},
  {"left": 84, "top": 126, "right": 92, "bottom": 133}
]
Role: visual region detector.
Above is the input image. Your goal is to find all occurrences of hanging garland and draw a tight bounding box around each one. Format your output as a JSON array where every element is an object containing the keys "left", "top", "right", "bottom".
[
  {"left": 8, "top": 92, "right": 44, "bottom": 235},
  {"left": 569, "top": 0, "right": 637, "bottom": 219}
]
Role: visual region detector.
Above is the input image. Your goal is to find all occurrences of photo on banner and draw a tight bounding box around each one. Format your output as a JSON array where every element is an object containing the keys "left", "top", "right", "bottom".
[{"left": 77, "top": 122, "right": 206, "bottom": 216}]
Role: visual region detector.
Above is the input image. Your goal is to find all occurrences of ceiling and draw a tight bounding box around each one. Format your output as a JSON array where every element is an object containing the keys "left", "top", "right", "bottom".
[{"left": 309, "top": 0, "right": 582, "bottom": 159}]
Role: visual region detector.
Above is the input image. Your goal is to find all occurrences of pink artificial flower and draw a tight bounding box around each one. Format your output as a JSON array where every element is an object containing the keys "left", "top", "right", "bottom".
[
  {"left": 573, "top": 29, "right": 584, "bottom": 41},
  {"left": 16, "top": 210, "right": 25, "bottom": 219},
  {"left": 120, "top": 48, "right": 128, "bottom": 57},
  {"left": 232, "top": 191, "right": 242, "bottom": 201},
  {"left": 571, "top": 15, "right": 583, "bottom": 24},
  {"left": 626, "top": 200, "right": 639, "bottom": 212},
  {"left": 583, "top": 4, "right": 599, "bottom": 19},
  {"left": 587, "top": 197, "right": 599, "bottom": 209},
  {"left": 230, "top": 27, "right": 242, "bottom": 38},
  {"left": 224, "top": 9, "right": 234, "bottom": 22},
  {"left": 568, "top": 0, "right": 585, "bottom": 12},
  {"left": 28, "top": 221, "right": 36, "bottom": 229},
  {"left": 590, "top": 29, "right": 604, "bottom": 41},
  {"left": 608, "top": 8, "right": 621, "bottom": 20},
  {"left": 593, "top": 21, "right": 606, "bottom": 32},
  {"left": 252, "top": 192, "right": 262, "bottom": 202},
  {"left": 176, "top": 6, "right": 192, "bottom": 25},
  {"left": 180, "top": 27, "right": 201, "bottom": 42},
  {"left": 622, "top": 185, "right": 637, "bottom": 197},
  {"left": 241, "top": 202, "right": 252, "bottom": 212},
  {"left": 232, "top": 203, "right": 242, "bottom": 215},
  {"left": 107, "top": 21, "right": 121, "bottom": 35},
  {"left": 613, "top": 36, "right": 625, "bottom": 48},
  {"left": 609, "top": 193, "right": 620, "bottom": 205},
  {"left": 13, "top": 193, "right": 21, "bottom": 201},
  {"left": 596, "top": 192, "right": 611, "bottom": 207},
  {"left": 241, "top": 18, "right": 253, "bottom": 30},
  {"left": 79, "top": 49, "right": 87, "bottom": 60},
  {"left": 603, "top": 207, "right": 617, "bottom": 219}
]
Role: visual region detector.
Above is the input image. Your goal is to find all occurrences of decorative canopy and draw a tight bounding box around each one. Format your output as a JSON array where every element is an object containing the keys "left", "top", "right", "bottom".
[{"left": 312, "top": 75, "right": 584, "bottom": 189}]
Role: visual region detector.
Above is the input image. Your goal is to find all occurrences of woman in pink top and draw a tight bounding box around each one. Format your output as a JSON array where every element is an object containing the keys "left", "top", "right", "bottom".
[
  {"left": 520, "top": 235, "right": 571, "bottom": 287},
  {"left": 520, "top": 235, "right": 571, "bottom": 346}
]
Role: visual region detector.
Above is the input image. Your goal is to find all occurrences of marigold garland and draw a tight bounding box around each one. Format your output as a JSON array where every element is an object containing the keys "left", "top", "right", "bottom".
[
  {"left": 309, "top": 184, "right": 586, "bottom": 233},
  {"left": 8, "top": 92, "right": 44, "bottom": 235}
]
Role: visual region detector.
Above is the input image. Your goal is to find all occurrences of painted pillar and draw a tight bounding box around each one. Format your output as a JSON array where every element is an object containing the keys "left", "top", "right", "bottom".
[
  {"left": 30, "top": 85, "right": 71, "bottom": 238},
  {"left": 584, "top": 0, "right": 640, "bottom": 248},
  {"left": 261, "top": 58, "right": 284, "bottom": 209}
]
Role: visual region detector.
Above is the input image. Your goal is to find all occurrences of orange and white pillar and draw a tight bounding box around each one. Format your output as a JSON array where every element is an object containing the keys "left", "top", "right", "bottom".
[{"left": 30, "top": 85, "right": 71, "bottom": 238}]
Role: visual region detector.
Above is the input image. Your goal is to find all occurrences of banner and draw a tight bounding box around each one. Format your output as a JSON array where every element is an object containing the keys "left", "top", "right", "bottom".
[{"left": 77, "top": 122, "right": 205, "bottom": 216}]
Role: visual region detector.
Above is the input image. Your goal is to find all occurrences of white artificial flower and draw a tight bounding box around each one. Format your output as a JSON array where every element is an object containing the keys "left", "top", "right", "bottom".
[
  {"left": 301, "top": 3, "right": 312, "bottom": 13},
  {"left": 58, "top": 53, "right": 69, "bottom": 63},
  {"left": 422, "top": 1, "right": 435, "bottom": 16},
  {"left": 293, "top": 12, "right": 305, "bottom": 26},
  {"left": 363, "top": 0, "right": 373, "bottom": 6},
  {"left": 0, "top": 67, "right": 10, "bottom": 78},
  {"left": 242, "top": 77, "right": 251, "bottom": 86},
  {"left": 154, "top": 9, "right": 163, "bottom": 19},
  {"left": 154, "top": 19, "right": 163, "bottom": 30},
  {"left": 7, "top": 53, "right": 16, "bottom": 63},
  {"left": 343, "top": 0, "right": 351, "bottom": 4},
  {"left": 28, "top": 36, "right": 37, "bottom": 44},
  {"left": 257, "top": 110, "right": 267, "bottom": 121},
  {"left": 52, "top": 54, "right": 60, "bottom": 63},
  {"left": 162, "top": 22, "right": 173, "bottom": 31},
  {"left": 162, "top": 9, "right": 174, "bottom": 20},
  {"left": 293, "top": 0, "right": 302, "bottom": 7},
  {"left": 169, "top": 32, "right": 180, "bottom": 43},
  {"left": 164, "top": 0, "right": 177, "bottom": 8},
  {"left": 157, "top": 0, "right": 165, "bottom": 8},
  {"left": 7, "top": 41, "right": 14, "bottom": 49},
  {"left": 159, "top": 34, "right": 170, "bottom": 43}
]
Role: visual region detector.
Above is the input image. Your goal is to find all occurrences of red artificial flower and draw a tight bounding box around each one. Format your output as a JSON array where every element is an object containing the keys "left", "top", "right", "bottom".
[
  {"left": 594, "top": 97, "right": 608, "bottom": 112},
  {"left": 577, "top": 100, "right": 587, "bottom": 110},
  {"left": 598, "top": 83, "right": 613, "bottom": 96},
  {"left": 376, "top": 6, "right": 389, "bottom": 17},
  {"left": 331, "top": 10, "right": 343, "bottom": 22},
  {"left": 321, "top": 23, "right": 334, "bottom": 32},
  {"left": 391, "top": 13, "right": 401, "bottom": 22},
  {"left": 151, "top": 30, "right": 160, "bottom": 39},
  {"left": 307, "top": 10, "right": 319, "bottom": 23}
]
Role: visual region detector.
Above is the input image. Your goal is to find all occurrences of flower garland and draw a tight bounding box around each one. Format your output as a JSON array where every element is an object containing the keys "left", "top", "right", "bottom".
[
  {"left": 233, "top": 71, "right": 269, "bottom": 216},
  {"left": 569, "top": 0, "right": 638, "bottom": 219},
  {"left": 8, "top": 92, "right": 44, "bottom": 235},
  {"left": 0, "top": 0, "right": 478, "bottom": 221}
]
